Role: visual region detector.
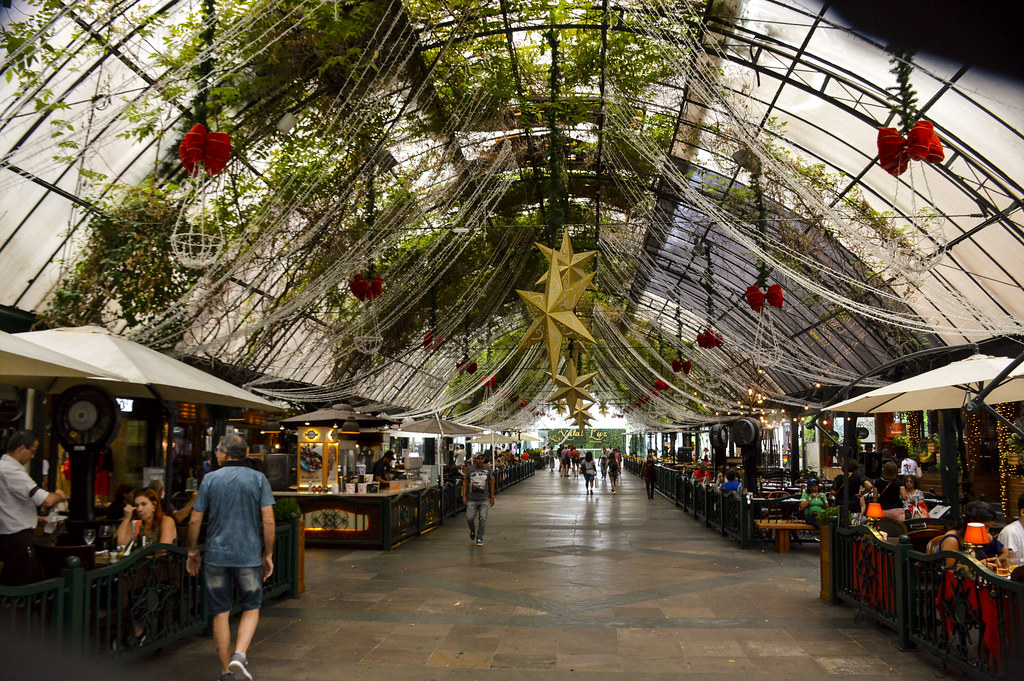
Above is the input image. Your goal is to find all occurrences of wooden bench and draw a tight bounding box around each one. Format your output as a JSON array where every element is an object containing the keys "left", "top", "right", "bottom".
[{"left": 755, "top": 519, "right": 816, "bottom": 553}]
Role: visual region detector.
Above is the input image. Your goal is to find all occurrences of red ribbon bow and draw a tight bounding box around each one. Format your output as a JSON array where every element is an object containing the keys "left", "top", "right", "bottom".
[
  {"left": 745, "top": 284, "right": 784, "bottom": 312},
  {"left": 179, "top": 123, "right": 231, "bottom": 176},
  {"left": 877, "top": 121, "right": 944, "bottom": 177},
  {"left": 482, "top": 375, "right": 497, "bottom": 388},
  {"left": 349, "top": 274, "right": 383, "bottom": 302},
  {"left": 696, "top": 329, "right": 723, "bottom": 349},
  {"left": 423, "top": 330, "right": 444, "bottom": 352},
  {"left": 653, "top": 379, "right": 669, "bottom": 392}
]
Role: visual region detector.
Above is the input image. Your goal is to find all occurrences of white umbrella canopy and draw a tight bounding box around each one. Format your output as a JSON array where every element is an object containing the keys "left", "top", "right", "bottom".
[
  {"left": 0, "top": 329, "right": 124, "bottom": 389},
  {"left": 400, "top": 415, "right": 483, "bottom": 436},
  {"left": 826, "top": 354, "right": 1024, "bottom": 413},
  {"left": 16, "top": 326, "right": 281, "bottom": 410},
  {"left": 468, "top": 432, "right": 517, "bottom": 446},
  {"left": 511, "top": 433, "right": 543, "bottom": 443}
]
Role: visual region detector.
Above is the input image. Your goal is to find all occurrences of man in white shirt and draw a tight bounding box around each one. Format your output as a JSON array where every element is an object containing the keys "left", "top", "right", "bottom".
[
  {"left": 996, "top": 493, "right": 1024, "bottom": 566},
  {"left": 898, "top": 449, "right": 921, "bottom": 477},
  {"left": 1, "top": 430, "right": 66, "bottom": 586}
]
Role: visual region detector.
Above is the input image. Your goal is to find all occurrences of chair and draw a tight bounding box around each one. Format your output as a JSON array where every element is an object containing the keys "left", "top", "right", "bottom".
[
  {"left": 34, "top": 542, "right": 95, "bottom": 579},
  {"left": 875, "top": 517, "right": 909, "bottom": 539},
  {"left": 906, "top": 528, "right": 945, "bottom": 553}
]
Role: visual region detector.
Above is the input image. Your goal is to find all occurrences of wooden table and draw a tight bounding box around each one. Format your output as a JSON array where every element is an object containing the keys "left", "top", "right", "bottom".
[{"left": 755, "top": 519, "right": 816, "bottom": 553}]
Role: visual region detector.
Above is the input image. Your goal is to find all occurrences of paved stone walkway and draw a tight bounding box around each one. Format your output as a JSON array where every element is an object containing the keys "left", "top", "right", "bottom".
[{"left": 147, "top": 469, "right": 959, "bottom": 680}]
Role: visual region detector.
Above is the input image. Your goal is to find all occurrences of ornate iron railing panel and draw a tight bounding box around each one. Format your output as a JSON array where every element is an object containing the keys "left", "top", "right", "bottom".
[
  {"left": 420, "top": 485, "right": 442, "bottom": 529},
  {"left": 0, "top": 576, "right": 65, "bottom": 639},
  {"left": 722, "top": 492, "right": 744, "bottom": 541},
  {"left": 906, "top": 548, "right": 1024, "bottom": 679},
  {"left": 388, "top": 492, "right": 421, "bottom": 545},
  {"left": 833, "top": 525, "right": 899, "bottom": 630}
]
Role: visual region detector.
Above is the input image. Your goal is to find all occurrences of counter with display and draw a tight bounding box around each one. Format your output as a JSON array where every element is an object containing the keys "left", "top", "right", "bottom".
[{"left": 275, "top": 481, "right": 442, "bottom": 549}]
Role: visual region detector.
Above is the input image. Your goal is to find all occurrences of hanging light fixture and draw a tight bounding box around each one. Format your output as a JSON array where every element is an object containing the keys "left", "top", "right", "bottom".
[{"left": 340, "top": 419, "right": 360, "bottom": 435}]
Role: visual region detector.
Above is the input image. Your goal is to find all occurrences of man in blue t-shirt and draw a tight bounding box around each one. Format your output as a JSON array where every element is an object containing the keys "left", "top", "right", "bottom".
[
  {"left": 720, "top": 468, "right": 742, "bottom": 494},
  {"left": 187, "top": 434, "right": 275, "bottom": 681}
]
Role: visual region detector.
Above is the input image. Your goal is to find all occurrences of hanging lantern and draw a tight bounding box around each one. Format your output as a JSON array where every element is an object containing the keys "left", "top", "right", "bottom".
[{"left": 179, "top": 123, "right": 231, "bottom": 176}]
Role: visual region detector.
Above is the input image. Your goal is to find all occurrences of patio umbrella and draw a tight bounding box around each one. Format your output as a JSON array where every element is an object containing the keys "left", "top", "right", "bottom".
[
  {"left": 16, "top": 326, "right": 280, "bottom": 410},
  {"left": 400, "top": 415, "right": 483, "bottom": 437},
  {"left": 468, "top": 431, "right": 516, "bottom": 466},
  {"left": 826, "top": 354, "right": 1024, "bottom": 413},
  {"left": 1, "top": 329, "right": 124, "bottom": 390},
  {"left": 398, "top": 415, "right": 482, "bottom": 488}
]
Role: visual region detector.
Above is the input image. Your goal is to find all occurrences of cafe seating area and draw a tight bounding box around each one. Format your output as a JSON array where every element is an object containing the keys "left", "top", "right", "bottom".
[{"left": 0, "top": 516, "right": 302, "bottom": 660}]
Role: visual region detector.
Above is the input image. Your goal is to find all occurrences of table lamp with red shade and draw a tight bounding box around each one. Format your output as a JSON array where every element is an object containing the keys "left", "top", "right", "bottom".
[
  {"left": 865, "top": 502, "right": 883, "bottom": 528},
  {"left": 963, "top": 522, "right": 990, "bottom": 552}
]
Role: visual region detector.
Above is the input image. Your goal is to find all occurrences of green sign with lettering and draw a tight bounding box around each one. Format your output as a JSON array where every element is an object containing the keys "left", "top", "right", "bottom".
[{"left": 540, "top": 428, "right": 625, "bottom": 451}]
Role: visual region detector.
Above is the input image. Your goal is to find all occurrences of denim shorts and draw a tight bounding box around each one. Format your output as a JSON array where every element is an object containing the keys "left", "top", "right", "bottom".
[{"left": 205, "top": 564, "right": 263, "bottom": 615}]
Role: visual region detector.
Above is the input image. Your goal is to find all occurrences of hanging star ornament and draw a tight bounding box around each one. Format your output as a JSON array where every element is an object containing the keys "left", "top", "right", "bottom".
[
  {"left": 516, "top": 258, "right": 596, "bottom": 376},
  {"left": 548, "top": 357, "right": 597, "bottom": 407},
  {"left": 571, "top": 400, "right": 594, "bottom": 430},
  {"left": 536, "top": 231, "right": 597, "bottom": 288}
]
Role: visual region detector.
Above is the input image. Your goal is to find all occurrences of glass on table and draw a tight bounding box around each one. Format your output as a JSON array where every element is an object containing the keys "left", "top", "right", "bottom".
[
  {"left": 98, "top": 525, "right": 113, "bottom": 550},
  {"left": 996, "top": 556, "right": 1011, "bottom": 577},
  {"left": 83, "top": 529, "right": 96, "bottom": 546}
]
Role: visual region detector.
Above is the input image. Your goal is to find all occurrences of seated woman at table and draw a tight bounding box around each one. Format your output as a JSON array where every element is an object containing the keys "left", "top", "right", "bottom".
[
  {"left": 900, "top": 475, "right": 927, "bottom": 519},
  {"left": 799, "top": 478, "right": 830, "bottom": 526},
  {"left": 936, "top": 501, "right": 1008, "bottom": 569},
  {"left": 720, "top": 468, "right": 742, "bottom": 494},
  {"left": 115, "top": 489, "right": 177, "bottom": 549}
]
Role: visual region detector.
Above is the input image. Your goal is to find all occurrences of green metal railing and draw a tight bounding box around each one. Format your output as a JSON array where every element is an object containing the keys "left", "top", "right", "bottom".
[
  {"left": 830, "top": 524, "right": 1024, "bottom": 679},
  {"left": 0, "top": 515, "right": 301, "bottom": 661},
  {"left": 625, "top": 461, "right": 809, "bottom": 550}
]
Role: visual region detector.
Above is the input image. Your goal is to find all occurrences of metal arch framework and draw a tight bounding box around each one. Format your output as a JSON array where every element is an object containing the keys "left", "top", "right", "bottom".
[{"left": 1, "top": 0, "right": 1022, "bottom": 419}]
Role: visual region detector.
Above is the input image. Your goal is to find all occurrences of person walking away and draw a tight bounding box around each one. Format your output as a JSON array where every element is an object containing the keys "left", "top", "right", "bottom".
[
  {"left": 607, "top": 452, "right": 620, "bottom": 494},
  {"left": 462, "top": 453, "right": 495, "bottom": 546},
  {"left": 642, "top": 454, "right": 658, "bottom": 500},
  {"left": 0, "top": 430, "right": 66, "bottom": 586},
  {"left": 898, "top": 447, "right": 921, "bottom": 478},
  {"left": 599, "top": 448, "right": 608, "bottom": 479},
  {"left": 187, "top": 434, "right": 275, "bottom": 681},
  {"left": 582, "top": 452, "right": 598, "bottom": 495},
  {"left": 570, "top": 446, "right": 580, "bottom": 476},
  {"left": 559, "top": 446, "right": 570, "bottom": 477}
]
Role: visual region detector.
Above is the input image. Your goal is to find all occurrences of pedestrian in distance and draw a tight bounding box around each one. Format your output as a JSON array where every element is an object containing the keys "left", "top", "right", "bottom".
[
  {"left": 187, "top": 434, "right": 276, "bottom": 681},
  {"left": 642, "top": 454, "right": 658, "bottom": 500},
  {"left": 462, "top": 452, "right": 495, "bottom": 546},
  {"left": 607, "top": 452, "right": 620, "bottom": 494},
  {"left": 582, "top": 452, "right": 598, "bottom": 495},
  {"left": 599, "top": 448, "right": 608, "bottom": 479}
]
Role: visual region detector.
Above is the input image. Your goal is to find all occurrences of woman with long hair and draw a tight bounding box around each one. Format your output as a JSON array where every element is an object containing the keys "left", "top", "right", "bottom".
[{"left": 115, "top": 488, "right": 177, "bottom": 548}]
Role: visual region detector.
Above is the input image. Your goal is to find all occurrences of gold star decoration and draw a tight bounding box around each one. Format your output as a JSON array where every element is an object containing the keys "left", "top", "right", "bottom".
[
  {"left": 516, "top": 258, "right": 596, "bottom": 376},
  {"left": 536, "top": 231, "right": 597, "bottom": 287},
  {"left": 571, "top": 399, "right": 594, "bottom": 430},
  {"left": 549, "top": 355, "right": 596, "bottom": 407}
]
